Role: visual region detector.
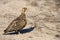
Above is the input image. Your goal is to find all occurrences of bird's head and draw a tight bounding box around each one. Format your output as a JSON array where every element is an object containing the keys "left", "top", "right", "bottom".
[{"left": 21, "top": 7, "right": 27, "bottom": 13}]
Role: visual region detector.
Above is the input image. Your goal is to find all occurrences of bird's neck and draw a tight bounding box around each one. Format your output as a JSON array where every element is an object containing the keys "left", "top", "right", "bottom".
[
  {"left": 21, "top": 12, "right": 25, "bottom": 16},
  {"left": 19, "top": 12, "right": 26, "bottom": 20}
]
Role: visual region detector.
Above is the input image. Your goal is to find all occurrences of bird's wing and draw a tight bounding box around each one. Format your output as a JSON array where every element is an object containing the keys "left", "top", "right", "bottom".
[
  {"left": 14, "top": 19, "right": 26, "bottom": 30},
  {"left": 8, "top": 20, "right": 17, "bottom": 28}
]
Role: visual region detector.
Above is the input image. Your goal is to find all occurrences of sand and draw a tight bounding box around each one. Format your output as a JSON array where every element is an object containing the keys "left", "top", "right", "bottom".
[{"left": 0, "top": 0, "right": 60, "bottom": 40}]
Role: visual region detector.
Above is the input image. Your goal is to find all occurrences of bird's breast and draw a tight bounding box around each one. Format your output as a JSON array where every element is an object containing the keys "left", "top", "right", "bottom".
[{"left": 17, "top": 19, "right": 27, "bottom": 27}]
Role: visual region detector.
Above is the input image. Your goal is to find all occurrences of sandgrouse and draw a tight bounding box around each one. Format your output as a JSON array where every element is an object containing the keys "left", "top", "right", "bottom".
[{"left": 4, "top": 7, "right": 27, "bottom": 34}]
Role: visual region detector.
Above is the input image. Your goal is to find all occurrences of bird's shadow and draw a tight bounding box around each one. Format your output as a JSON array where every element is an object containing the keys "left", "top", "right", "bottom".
[
  {"left": 3, "top": 27, "right": 34, "bottom": 35},
  {"left": 20, "top": 27, "right": 34, "bottom": 34}
]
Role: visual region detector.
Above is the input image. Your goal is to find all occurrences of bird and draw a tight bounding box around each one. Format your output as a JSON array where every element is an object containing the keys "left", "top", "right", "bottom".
[{"left": 4, "top": 7, "right": 27, "bottom": 34}]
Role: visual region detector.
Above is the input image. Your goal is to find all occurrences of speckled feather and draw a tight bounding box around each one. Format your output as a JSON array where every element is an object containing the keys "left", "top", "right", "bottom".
[{"left": 4, "top": 7, "right": 27, "bottom": 33}]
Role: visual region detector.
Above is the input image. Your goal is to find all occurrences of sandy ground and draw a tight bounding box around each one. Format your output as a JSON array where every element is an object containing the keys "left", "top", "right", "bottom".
[{"left": 0, "top": 0, "right": 60, "bottom": 40}]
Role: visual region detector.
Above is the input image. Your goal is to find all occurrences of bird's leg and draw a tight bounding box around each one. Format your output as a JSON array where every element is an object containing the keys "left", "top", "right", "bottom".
[{"left": 15, "top": 30, "right": 19, "bottom": 34}]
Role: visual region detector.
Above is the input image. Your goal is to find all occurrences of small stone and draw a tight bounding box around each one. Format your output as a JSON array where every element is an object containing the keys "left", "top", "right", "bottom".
[{"left": 55, "top": 35, "right": 60, "bottom": 38}]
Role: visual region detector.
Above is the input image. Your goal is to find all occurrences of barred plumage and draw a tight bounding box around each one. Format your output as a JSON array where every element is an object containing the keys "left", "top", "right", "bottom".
[{"left": 4, "top": 7, "right": 27, "bottom": 34}]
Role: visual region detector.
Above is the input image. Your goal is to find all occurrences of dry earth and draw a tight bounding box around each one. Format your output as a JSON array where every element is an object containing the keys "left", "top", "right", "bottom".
[{"left": 0, "top": 0, "right": 60, "bottom": 40}]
